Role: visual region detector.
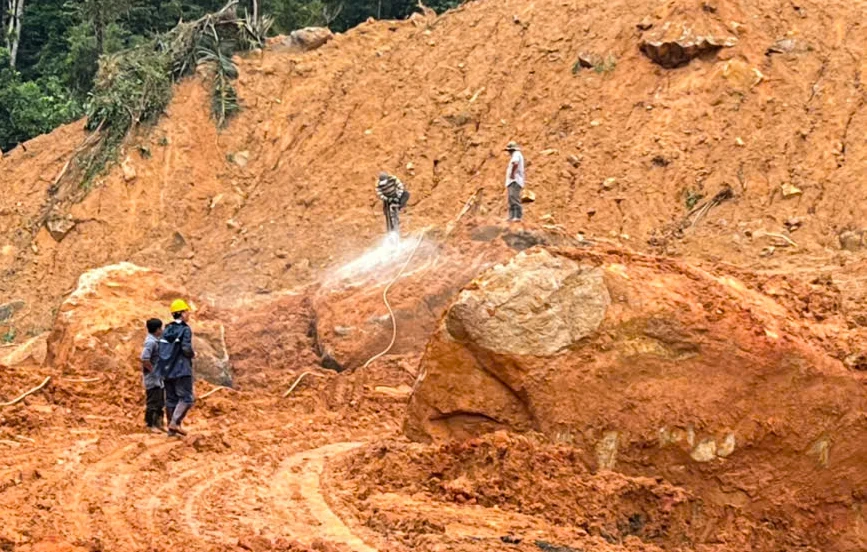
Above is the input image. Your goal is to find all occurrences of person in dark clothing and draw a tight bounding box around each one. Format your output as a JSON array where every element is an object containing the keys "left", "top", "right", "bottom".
[
  {"left": 159, "top": 299, "right": 196, "bottom": 437},
  {"left": 376, "top": 172, "right": 410, "bottom": 235},
  {"left": 140, "top": 318, "right": 165, "bottom": 432}
]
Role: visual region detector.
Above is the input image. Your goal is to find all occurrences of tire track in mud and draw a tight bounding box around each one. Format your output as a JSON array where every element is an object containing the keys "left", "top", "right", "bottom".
[
  {"left": 183, "top": 466, "right": 244, "bottom": 544},
  {"left": 63, "top": 441, "right": 140, "bottom": 545},
  {"left": 270, "top": 441, "right": 377, "bottom": 552},
  {"left": 63, "top": 436, "right": 181, "bottom": 547}
]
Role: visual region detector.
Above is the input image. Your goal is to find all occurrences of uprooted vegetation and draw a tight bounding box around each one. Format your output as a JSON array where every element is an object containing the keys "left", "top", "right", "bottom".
[{"left": 70, "top": 1, "right": 270, "bottom": 189}]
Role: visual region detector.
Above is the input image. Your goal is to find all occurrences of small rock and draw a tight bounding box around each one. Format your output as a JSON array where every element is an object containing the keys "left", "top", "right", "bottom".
[
  {"left": 275, "top": 250, "right": 288, "bottom": 259},
  {"left": 716, "top": 433, "right": 736, "bottom": 457},
  {"left": 844, "top": 351, "right": 867, "bottom": 371},
  {"left": 226, "top": 219, "right": 241, "bottom": 230},
  {"left": 233, "top": 151, "right": 250, "bottom": 168},
  {"left": 636, "top": 16, "right": 654, "bottom": 31},
  {"left": 295, "top": 258, "right": 311, "bottom": 271},
  {"left": 406, "top": 162, "right": 415, "bottom": 171},
  {"left": 766, "top": 38, "right": 810, "bottom": 56},
  {"left": 333, "top": 326, "right": 355, "bottom": 337},
  {"left": 601, "top": 177, "right": 617, "bottom": 190},
  {"left": 735, "top": 137, "right": 745, "bottom": 147},
  {"left": 566, "top": 154, "right": 581, "bottom": 167},
  {"left": 576, "top": 52, "right": 602, "bottom": 69},
  {"left": 521, "top": 189, "right": 536, "bottom": 203},
  {"left": 759, "top": 245, "right": 776, "bottom": 257},
  {"left": 0, "top": 300, "right": 25, "bottom": 323},
  {"left": 121, "top": 157, "right": 137, "bottom": 182},
  {"left": 781, "top": 183, "right": 802, "bottom": 198},
  {"left": 46, "top": 218, "right": 76, "bottom": 242},
  {"left": 839, "top": 230, "right": 864, "bottom": 251},
  {"left": 691, "top": 439, "right": 717, "bottom": 462},
  {"left": 590, "top": 120, "right": 601, "bottom": 127},
  {"left": 164, "top": 231, "right": 188, "bottom": 255},
  {"left": 784, "top": 217, "right": 803, "bottom": 232},
  {"left": 540, "top": 148, "right": 558, "bottom": 156}
]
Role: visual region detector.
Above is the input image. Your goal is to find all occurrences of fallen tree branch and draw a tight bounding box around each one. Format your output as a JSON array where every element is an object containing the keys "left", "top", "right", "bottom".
[
  {"left": 689, "top": 187, "right": 735, "bottom": 229},
  {"left": 282, "top": 371, "right": 328, "bottom": 398},
  {"left": 199, "top": 385, "right": 232, "bottom": 400},
  {"left": 0, "top": 376, "right": 51, "bottom": 407},
  {"left": 61, "top": 376, "right": 102, "bottom": 383},
  {"left": 756, "top": 231, "right": 798, "bottom": 248}
]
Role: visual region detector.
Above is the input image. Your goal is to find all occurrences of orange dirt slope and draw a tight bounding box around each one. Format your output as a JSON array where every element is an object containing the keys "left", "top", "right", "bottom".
[{"left": 1, "top": 0, "right": 867, "bottom": 334}]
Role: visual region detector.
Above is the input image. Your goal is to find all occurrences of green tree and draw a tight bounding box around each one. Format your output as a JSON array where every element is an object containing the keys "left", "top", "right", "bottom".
[{"left": 0, "top": 48, "right": 79, "bottom": 151}]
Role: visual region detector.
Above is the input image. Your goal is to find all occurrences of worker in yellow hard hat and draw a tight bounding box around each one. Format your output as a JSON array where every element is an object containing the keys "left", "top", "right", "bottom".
[{"left": 154, "top": 298, "right": 196, "bottom": 437}]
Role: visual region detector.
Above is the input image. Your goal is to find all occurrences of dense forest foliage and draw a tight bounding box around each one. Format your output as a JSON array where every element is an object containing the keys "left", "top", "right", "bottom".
[{"left": 0, "top": 0, "right": 460, "bottom": 152}]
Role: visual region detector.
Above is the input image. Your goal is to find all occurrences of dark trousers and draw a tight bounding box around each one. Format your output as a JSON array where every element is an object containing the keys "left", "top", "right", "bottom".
[
  {"left": 164, "top": 376, "right": 195, "bottom": 409},
  {"left": 383, "top": 191, "right": 409, "bottom": 233},
  {"left": 507, "top": 182, "right": 523, "bottom": 220},
  {"left": 145, "top": 387, "right": 165, "bottom": 427}
]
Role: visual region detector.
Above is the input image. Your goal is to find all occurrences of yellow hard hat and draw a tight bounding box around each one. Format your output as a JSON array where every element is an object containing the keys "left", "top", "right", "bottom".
[{"left": 170, "top": 299, "right": 190, "bottom": 313}]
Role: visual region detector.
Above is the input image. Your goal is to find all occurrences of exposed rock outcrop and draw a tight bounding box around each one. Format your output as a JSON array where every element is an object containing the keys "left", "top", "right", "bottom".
[
  {"left": 47, "top": 263, "right": 232, "bottom": 387},
  {"left": 406, "top": 245, "right": 867, "bottom": 549}
]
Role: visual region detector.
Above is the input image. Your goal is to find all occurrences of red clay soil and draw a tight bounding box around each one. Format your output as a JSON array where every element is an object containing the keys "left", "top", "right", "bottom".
[
  {"left": 1, "top": 0, "right": 867, "bottom": 550},
  {"left": 1, "top": 0, "right": 867, "bottom": 335}
]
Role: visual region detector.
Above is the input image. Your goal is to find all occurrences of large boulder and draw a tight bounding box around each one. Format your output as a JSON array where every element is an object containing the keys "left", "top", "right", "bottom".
[
  {"left": 47, "top": 263, "right": 232, "bottom": 390},
  {"left": 277, "top": 27, "right": 334, "bottom": 52},
  {"left": 312, "top": 224, "right": 572, "bottom": 371}
]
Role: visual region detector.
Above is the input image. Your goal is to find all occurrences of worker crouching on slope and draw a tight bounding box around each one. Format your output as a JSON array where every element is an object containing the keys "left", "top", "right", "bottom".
[
  {"left": 504, "top": 141, "right": 525, "bottom": 222},
  {"left": 376, "top": 172, "right": 410, "bottom": 241},
  {"left": 157, "top": 299, "right": 196, "bottom": 437}
]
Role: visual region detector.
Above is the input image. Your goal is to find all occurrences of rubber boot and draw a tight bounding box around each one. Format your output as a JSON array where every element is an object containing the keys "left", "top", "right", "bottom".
[
  {"left": 168, "top": 402, "right": 191, "bottom": 436},
  {"left": 165, "top": 407, "right": 176, "bottom": 436}
]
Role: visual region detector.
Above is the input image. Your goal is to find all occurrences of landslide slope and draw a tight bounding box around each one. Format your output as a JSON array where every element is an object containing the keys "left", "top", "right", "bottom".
[{"left": 2, "top": 0, "right": 866, "bottom": 332}]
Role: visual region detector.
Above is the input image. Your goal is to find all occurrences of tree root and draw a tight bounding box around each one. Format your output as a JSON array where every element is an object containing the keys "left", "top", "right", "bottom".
[{"left": 0, "top": 376, "right": 51, "bottom": 407}]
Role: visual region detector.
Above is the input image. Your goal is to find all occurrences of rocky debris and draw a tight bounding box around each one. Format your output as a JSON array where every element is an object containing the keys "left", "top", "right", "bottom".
[
  {"left": 0, "top": 300, "right": 26, "bottom": 322},
  {"left": 46, "top": 217, "right": 76, "bottom": 242},
  {"left": 46, "top": 262, "right": 232, "bottom": 386},
  {"left": 281, "top": 27, "right": 334, "bottom": 52},
  {"left": 446, "top": 249, "right": 610, "bottom": 356},
  {"left": 639, "top": 22, "right": 737, "bottom": 68},
  {"left": 838, "top": 230, "right": 865, "bottom": 251}
]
